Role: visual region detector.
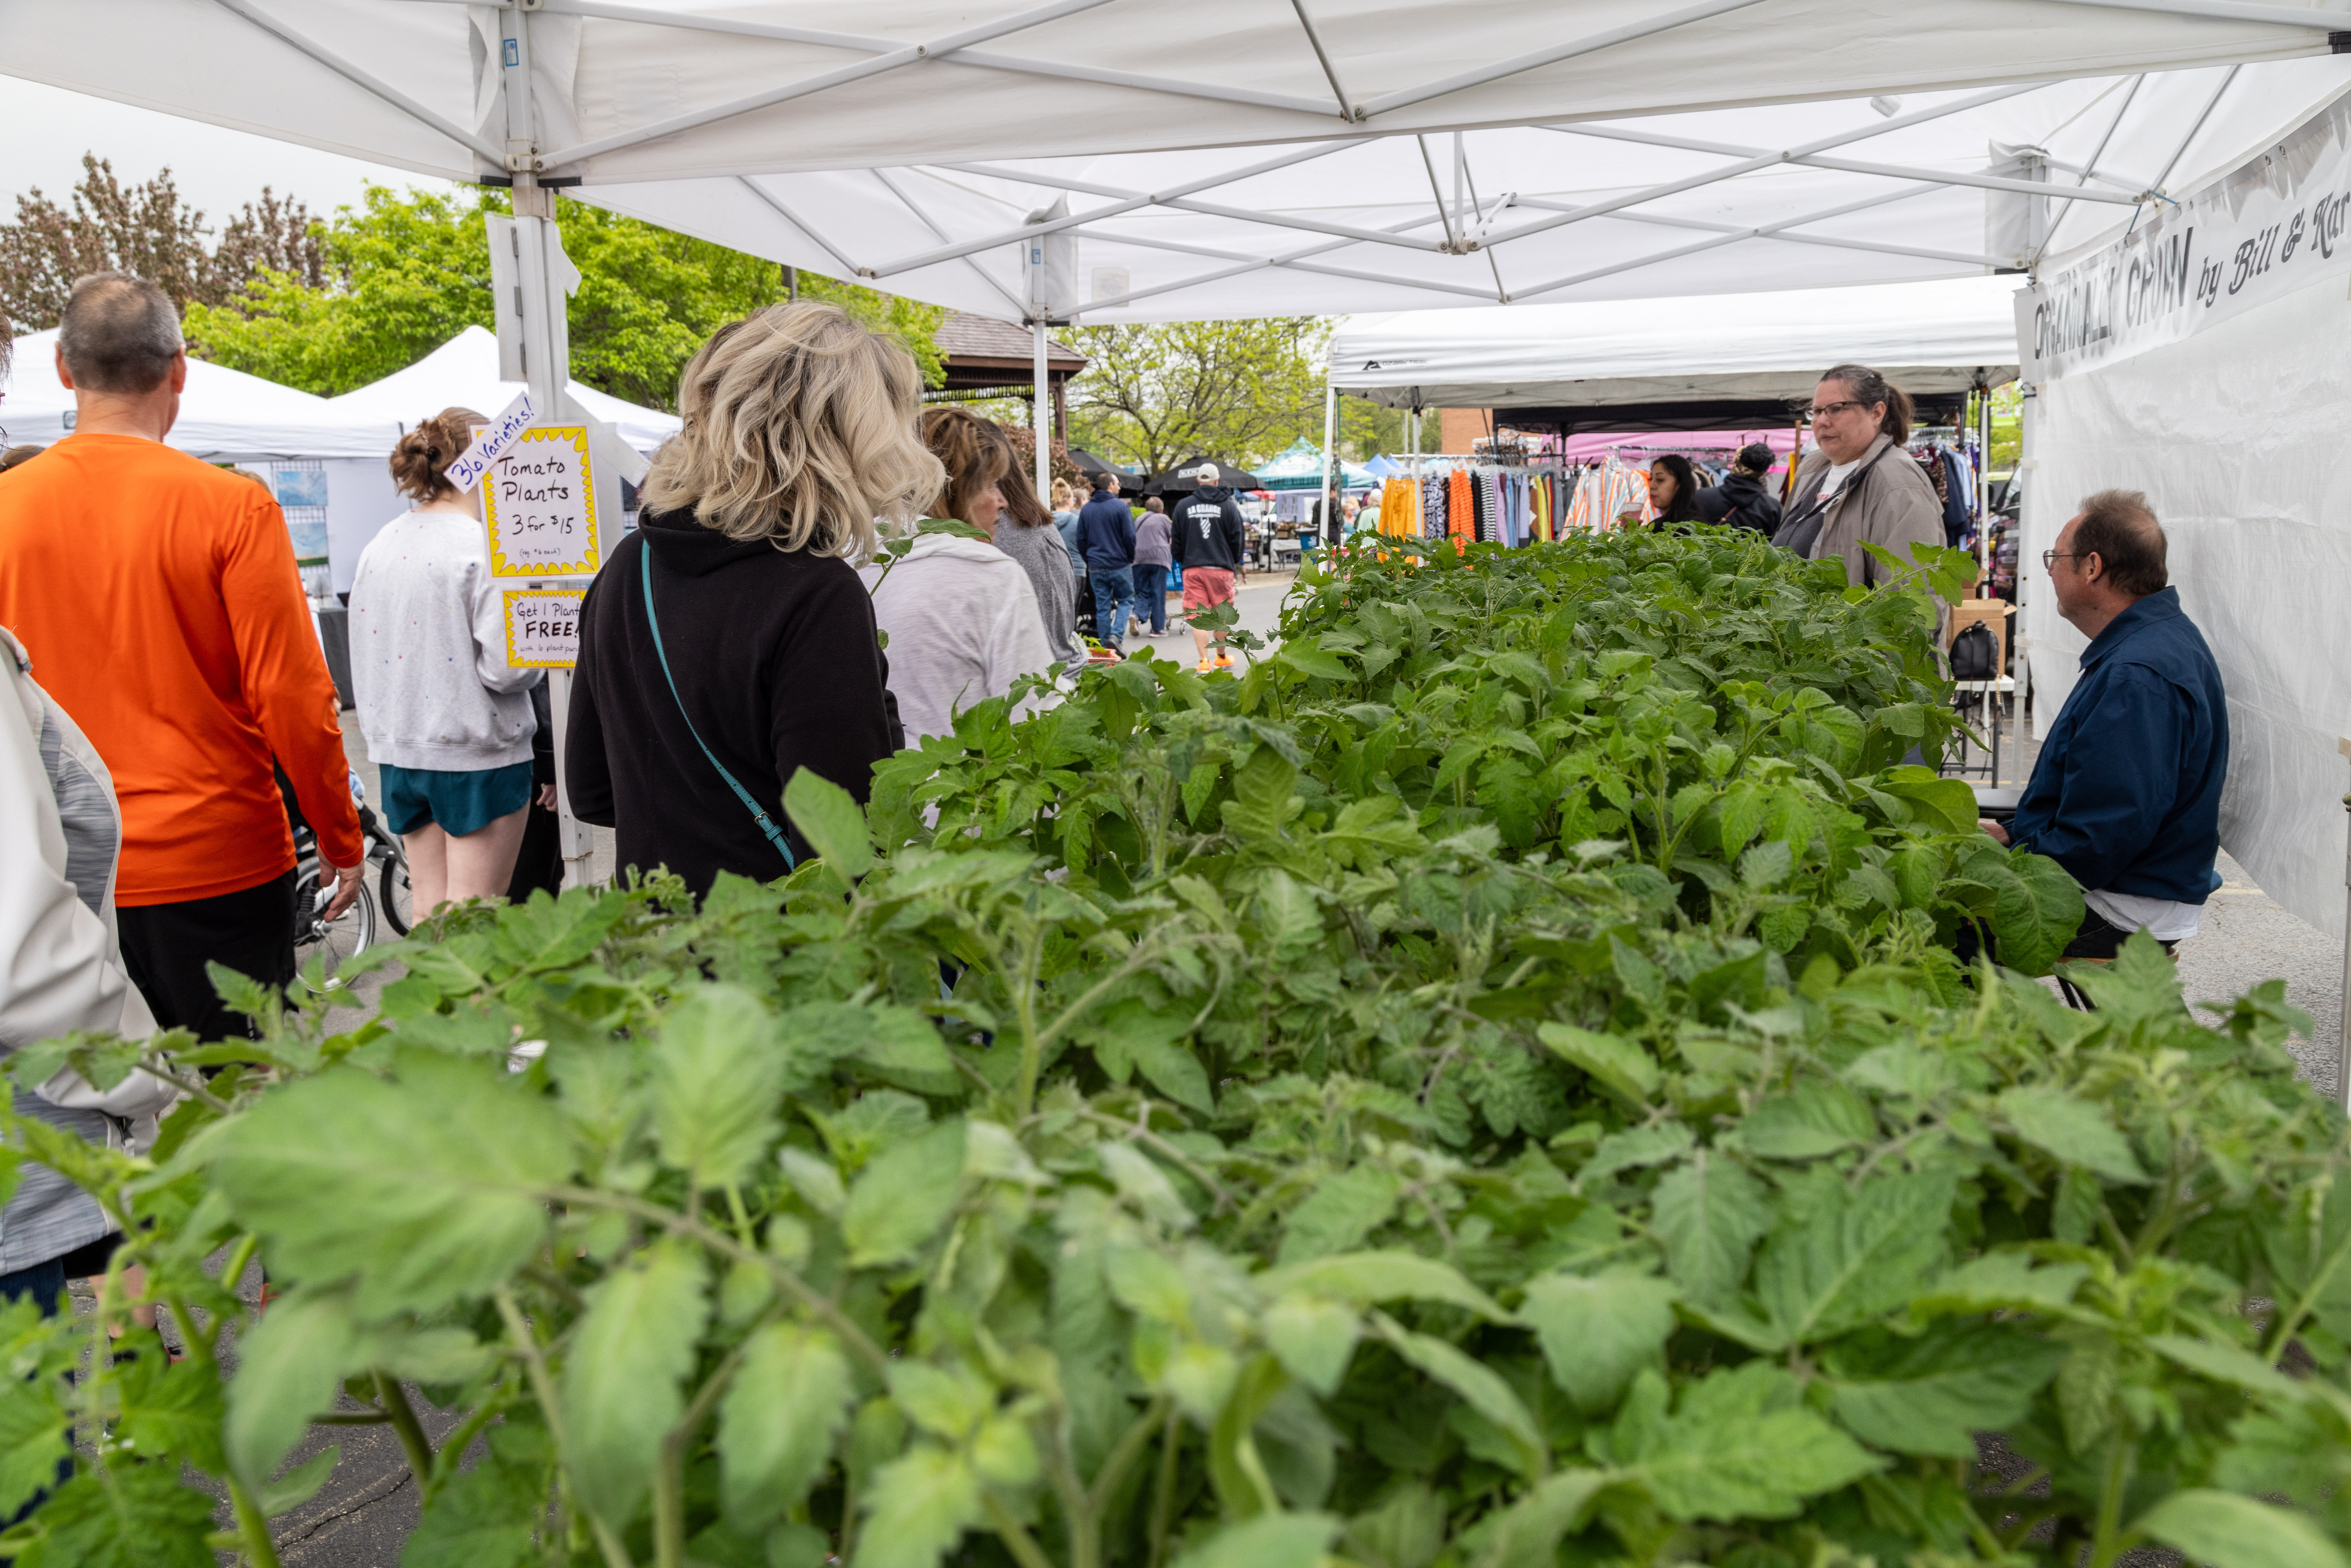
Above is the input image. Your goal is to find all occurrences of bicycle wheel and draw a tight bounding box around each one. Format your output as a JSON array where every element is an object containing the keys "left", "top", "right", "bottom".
[
  {"left": 292, "top": 857, "right": 374, "bottom": 988},
  {"left": 379, "top": 851, "right": 414, "bottom": 936}
]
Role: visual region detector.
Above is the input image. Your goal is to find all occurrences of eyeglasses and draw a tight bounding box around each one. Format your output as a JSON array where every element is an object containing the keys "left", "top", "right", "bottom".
[
  {"left": 1801, "top": 400, "right": 1869, "bottom": 420},
  {"left": 2041, "top": 549, "right": 2096, "bottom": 572}
]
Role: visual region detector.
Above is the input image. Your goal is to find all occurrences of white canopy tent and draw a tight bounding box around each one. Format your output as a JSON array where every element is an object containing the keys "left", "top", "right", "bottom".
[
  {"left": 1, "top": 328, "right": 396, "bottom": 459},
  {"left": 1324, "top": 275, "right": 2022, "bottom": 412},
  {"left": 327, "top": 325, "right": 682, "bottom": 453},
  {"left": 319, "top": 326, "right": 682, "bottom": 591},
  {"left": 3, "top": 3, "right": 2350, "bottom": 330},
  {"left": 2017, "top": 83, "right": 2351, "bottom": 978}
]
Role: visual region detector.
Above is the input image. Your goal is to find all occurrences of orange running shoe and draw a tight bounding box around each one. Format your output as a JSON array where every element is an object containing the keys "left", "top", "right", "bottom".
[
  {"left": 1196, "top": 658, "right": 1215, "bottom": 674},
  {"left": 1214, "top": 651, "right": 1235, "bottom": 668}
]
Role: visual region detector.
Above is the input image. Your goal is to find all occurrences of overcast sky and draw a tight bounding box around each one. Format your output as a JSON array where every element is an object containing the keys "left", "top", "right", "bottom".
[{"left": 0, "top": 79, "right": 453, "bottom": 229}]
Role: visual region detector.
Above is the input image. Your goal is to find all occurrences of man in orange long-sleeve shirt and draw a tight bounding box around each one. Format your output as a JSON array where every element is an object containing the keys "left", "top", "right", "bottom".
[{"left": 0, "top": 273, "right": 364, "bottom": 1042}]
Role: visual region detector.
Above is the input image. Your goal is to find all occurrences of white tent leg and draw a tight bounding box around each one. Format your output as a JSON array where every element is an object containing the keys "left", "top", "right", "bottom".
[
  {"left": 1319, "top": 381, "right": 1338, "bottom": 543},
  {"left": 1033, "top": 320, "right": 1050, "bottom": 503},
  {"left": 502, "top": 7, "right": 594, "bottom": 890},
  {"left": 2340, "top": 738, "right": 2351, "bottom": 1111}
]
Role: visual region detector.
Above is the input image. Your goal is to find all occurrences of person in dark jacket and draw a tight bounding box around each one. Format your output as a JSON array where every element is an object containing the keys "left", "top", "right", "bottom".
[
  {"left": 567, "top": 302, "right": 927, "bottom": 900},
  {"left": 1645, "top": 455, "right": 1705, "bottom": 527},
  {"left": 1075, "top": 473, "right": 1138, "bottom": 650},
  {"left": 1983, "top": 489, "right": 2226, "bottom": 958},
  {"left": 1171, "top": 465, "right": 1247, "bottom": 672},
  {"left": 1697, "top": 443, "right": 1783, "bottom": 536}
]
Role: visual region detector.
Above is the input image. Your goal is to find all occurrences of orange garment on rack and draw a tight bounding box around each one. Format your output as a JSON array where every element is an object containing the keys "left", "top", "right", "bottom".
[
  {"left": 1447, "top": 469, "right": 1473, "bottom": 541},
  {"left": 1380, "top": 477, "right": 1415, "bottom": 537}
]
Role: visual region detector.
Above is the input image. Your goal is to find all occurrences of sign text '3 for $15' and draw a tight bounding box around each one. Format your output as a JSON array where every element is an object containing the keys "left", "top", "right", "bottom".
[{"left": 480, "top": 424, "right": 600, "bottom": 579}]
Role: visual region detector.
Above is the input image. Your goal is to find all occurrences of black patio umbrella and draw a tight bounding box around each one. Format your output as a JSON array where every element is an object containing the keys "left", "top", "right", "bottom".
[{"left": 1145, "top": 455, "right": 1265, "bottom": 494}]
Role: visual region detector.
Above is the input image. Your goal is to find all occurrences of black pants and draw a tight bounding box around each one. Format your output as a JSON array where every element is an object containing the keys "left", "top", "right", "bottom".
[
  {"left": 2063, "top": 907, "right": 2177, "bottom": 960},
  {"left": 116, "top": 870, "right": 297, "bottom": 1043},
  {"left": 506, "top": 800, "right": 565, "bottom": 903}
]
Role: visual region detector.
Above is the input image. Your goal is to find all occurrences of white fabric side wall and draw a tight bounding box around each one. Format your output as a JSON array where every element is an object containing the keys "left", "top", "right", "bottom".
[
  {"left": 2026, "top": 276, "right": 2351, "bottom": 936},
  {"left": 324, "top": 460, "right": 407, "bottom": 597}
]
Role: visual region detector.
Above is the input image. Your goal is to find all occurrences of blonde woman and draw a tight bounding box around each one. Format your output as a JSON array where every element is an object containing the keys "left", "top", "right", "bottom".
[
  {"left": 568, "top": 303, "right": 932, "bottom": 897},
  {"left": 859, "top": 409, "right": 1056, "bottom": 742},
  {"left": 349, "top": 407, "right": 542, "bottom": 910}
]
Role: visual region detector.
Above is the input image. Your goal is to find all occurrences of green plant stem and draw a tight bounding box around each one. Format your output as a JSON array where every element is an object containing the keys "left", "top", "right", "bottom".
[
  {"left": 496, "top": 1286, "right": 635, "bottom": 1568},
  {"left": 982, "top": 1490, "right": 1059, "bottom": 1568},
  {"left": 1012, "top": 925, "right": 1050, "bottom": 1118},
  {"left": 2086, "top": 1440, "right": 2133, "bottom": 1568},
  {"left": 373, "top": 1372, "right": 437, "bottom": 1492},
  {"left": 227, "top": 1475, "right": 285, "bottom": 1568},
  {"left": 1089, "top": 1395, "right": 1173, "bottom": 1516},
  {"left": 1078, "top": 1112, "right": 1232, "bottom": 1213},
  {"left": 541, "top": 1185, "right": 891, "bottom": 1377},
  {"left": 425, "top": 1391, "right": 510, "bottom": 1503},
  {"left": 1146, "top": 1407, "right": 1182, "bottom": 1568}
]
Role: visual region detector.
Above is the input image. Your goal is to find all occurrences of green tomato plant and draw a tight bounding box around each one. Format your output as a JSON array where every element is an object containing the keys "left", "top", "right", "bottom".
[{"left": 0, "top": 529, "right": 2338, "bottom": 1568}]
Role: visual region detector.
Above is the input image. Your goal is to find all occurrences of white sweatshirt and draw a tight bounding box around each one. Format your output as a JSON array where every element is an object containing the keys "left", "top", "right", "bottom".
[
  {"left": 858, "top": 531, "right": 1056, "bottom": 745},
  {"left": 349, "top": 508, "right": 540, "bottom": 771},
  {"left": 1, "top": 629, "right": 180, "bottom": 1270}
]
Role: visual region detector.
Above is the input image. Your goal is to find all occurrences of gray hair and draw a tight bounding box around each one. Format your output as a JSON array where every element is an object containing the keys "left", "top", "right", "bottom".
[{"left": 59, "top": 273, "right": 184, "bottom": 394}]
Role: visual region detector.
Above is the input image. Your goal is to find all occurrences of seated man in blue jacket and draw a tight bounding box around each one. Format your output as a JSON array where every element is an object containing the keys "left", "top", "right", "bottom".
[
  {"left": 1075, "top": 472, "right": 1138, "bottom": 653},
  {"left": 1982, "top": 489, "right": 2226, "bottom": 958}
]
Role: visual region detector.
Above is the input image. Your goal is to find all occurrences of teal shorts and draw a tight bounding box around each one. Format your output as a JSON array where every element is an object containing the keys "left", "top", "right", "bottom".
[{"left": 379, "top": 760, "right": 532, "bottom": 838}]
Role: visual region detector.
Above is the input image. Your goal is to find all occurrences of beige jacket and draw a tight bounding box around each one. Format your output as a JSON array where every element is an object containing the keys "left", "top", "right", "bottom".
[{"left": 1784, "top": 433, "right": 1944, "bottom": 590}]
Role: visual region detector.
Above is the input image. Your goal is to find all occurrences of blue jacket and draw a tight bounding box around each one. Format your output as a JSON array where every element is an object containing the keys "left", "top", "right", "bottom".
[
  {"left": 1074, "top": 487, "right": 1136, "bottom": 572},
  {"left": 2008, "top": 588, "right": 2226, "bottom": 903}
]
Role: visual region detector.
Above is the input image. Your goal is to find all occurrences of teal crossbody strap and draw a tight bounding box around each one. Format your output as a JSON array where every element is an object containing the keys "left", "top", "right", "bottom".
[{"left": 639, "top": 543, "right": 796, "bottom": 869}]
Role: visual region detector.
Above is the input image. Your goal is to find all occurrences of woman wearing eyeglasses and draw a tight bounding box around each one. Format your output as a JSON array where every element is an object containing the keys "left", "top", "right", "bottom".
[{"left": 1772, "top": 364, "right": 1943, "bottom": 590}]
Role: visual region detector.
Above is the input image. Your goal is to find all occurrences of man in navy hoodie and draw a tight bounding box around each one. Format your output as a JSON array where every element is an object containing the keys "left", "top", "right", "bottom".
[
  {"left": 1074, "top": 473, "right": 1138, "bottom": 652},
  {"left": 1984, "top": 489, "right": 2226, "bottom": 958}
]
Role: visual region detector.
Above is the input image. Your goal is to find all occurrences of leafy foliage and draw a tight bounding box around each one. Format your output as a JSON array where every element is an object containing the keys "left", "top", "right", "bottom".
[
  {"left": 182, "top": 185, "right": 945, "bottom": 407},
  {"left": 0, "top": 154, "right": 321, "bottom": 331},
  {"left": 0, "top": 528, "right": 2342, "bottom": 1568}
]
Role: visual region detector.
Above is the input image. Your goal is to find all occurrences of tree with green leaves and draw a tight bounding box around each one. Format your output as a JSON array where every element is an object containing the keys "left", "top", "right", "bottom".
[
  {"left": 184, "top": 185, "right": 945, "bottom": 411},
  {"left": 1065, "top": 317, "right": 1408, "bottom": 477},
  {"left": 0, "top": 154, "right": 321, "bottom": 328}
]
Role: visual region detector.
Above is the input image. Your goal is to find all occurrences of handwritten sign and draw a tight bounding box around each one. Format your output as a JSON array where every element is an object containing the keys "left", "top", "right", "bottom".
[
  {"left": 443, "top": 389, "right": 535, "bottom": 495},
  {"left": 482, "top": 424, "right": 600, "bottom": 578},
  {"left": 503, "top": 588, "right": 584, "bottom": 668}
]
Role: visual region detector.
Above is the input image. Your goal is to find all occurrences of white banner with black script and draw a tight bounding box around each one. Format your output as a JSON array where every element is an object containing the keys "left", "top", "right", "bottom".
[{"left": 2020, "top": 87, "right": 2351, "bottom": 385}]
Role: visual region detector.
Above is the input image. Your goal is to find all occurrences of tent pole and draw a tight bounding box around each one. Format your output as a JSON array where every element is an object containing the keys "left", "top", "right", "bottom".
[
  {"left": 1319, "top": 382, "right": 1337, "bottom": 544},
  {"left": 502, "top": 6, "right": 593, "bottom": 890},
  {"left": 2340, "top": 736, "right": 2351, "bottom": 1113},
  {"left": 1033, "top": 320, "right": 1051, "bottom": 503},
  {"left": 1977, "top": 383, "right": 1992, "bottom": 589}
]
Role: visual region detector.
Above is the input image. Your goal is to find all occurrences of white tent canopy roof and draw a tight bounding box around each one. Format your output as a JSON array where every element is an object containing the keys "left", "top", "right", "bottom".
[
  {"left": 1327, "top": 275, "right": 2022, "bottom": 410},
  {"left": 5, "top": 3, "right": 2351, "bottom": 323},
  {"left": 0, "top": 329, "right": 399, "bottom": 460},
  {"left": 328, "top": 326, "right": 681, "bottom": 452}
]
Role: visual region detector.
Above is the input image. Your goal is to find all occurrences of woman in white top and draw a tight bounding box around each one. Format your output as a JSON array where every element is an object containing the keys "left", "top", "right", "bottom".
[
  {"left": 860, "top": 408, "right": 1055, "bottom": 744},
  {"left": 349, "top": 408, "right": 544, "bottom": 912}
]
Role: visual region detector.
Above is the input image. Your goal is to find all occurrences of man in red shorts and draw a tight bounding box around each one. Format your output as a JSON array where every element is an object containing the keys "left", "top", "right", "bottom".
[{"left": 1172, "top": 463, "right": 1247, "bottom": 672}]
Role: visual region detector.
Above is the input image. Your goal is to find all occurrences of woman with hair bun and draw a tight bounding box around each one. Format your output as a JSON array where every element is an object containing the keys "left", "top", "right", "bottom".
[
  {"left": 1697, "top": 442, "right": 1783, "bottom": 536},
  {"left": 349, "top": 407, "right": 543, "bottom": 912}
]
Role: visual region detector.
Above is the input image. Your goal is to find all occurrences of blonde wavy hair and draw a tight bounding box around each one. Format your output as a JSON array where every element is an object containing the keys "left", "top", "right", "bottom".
[{"left": 641, "top": 301, "right": 942, "bottom": 559}]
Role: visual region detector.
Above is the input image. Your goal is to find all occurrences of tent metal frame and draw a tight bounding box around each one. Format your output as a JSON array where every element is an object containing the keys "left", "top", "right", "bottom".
[
  {"left": 196, "top": 0, "right": 2348, "bottom": 319},
  {"left": 218, "top": 0, "right": 2351, "bottom": 178}
]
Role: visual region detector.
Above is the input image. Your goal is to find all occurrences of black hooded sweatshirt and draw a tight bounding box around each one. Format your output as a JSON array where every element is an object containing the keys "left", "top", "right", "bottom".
[
  {"left": 1170, "top": 485, "right": 1246, "bottom": 571},
  {"left": 567, "top": 507, "right": 899, "bottom": 899},
  {"left": 1696, "top": 471, "right": 1783, "bottom": 536}
]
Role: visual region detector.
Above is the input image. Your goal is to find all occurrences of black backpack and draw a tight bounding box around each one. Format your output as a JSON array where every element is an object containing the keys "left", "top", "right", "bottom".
[{"left": 1949, "top": 621, "right": 1998, "bottom": 681}]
